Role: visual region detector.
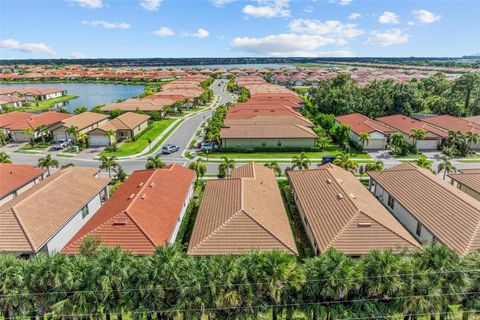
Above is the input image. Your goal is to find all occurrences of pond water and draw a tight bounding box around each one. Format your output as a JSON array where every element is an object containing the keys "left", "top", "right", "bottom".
[{"left": 0, "top": 82, "right": 145, "bottom": 113}]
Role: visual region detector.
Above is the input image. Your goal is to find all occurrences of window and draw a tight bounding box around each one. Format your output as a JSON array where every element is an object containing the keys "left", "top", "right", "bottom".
[
  {"left": 12, "top": 191, "right": 18, "bottom": 198},
  {"left": 416, "top": 222, "right": 422, "bottom": 237},
  {"left": 261, "top": 140, "right": 267, "bottom": 147},
  {"left": 387, "top": 194, "right": 395, "bottom": 209},
  {"left": 81, "top": 205, "right": 90, "bottom": 218},
  {"left": 277, "top": 140, "right": 282, "bottom": 147}
]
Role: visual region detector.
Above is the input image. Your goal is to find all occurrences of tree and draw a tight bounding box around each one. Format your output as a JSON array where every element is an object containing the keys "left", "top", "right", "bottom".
[
  {"left": 452, "top": 72, "right": 480, "bottom": 113},
  {"left": 358, "top": 132, "right": 370, "bottom": 151},
  {"left": 66, "top": 125, "right": 80, "bottom": 145},
  {"left": 189, "top": 158, "right": 206, "bottom": 182},
  {"left": 389, "top": 132, "right": 408, "bottom": 155},
  {"left": 38, "top": 154, "right": 59, "bottom": 176},
  {"left": 100, "top": 155, "right": 118, "bottom": 178},
  {"left": 330, "top": 124, "right": 351, "bottom": 150},
  {"left": 220, "top": 156, "right": 235, "bottom": 177},
  {"left": 35, "top": 124, "right": 49, "bottom": 146},
  {"left": 23, "top": 128, "right": 35, "bottom": 147},
  {"left": 264, "top": 161, "right": 282, "bottom": 177},
  {"left": 466, "top": 132, "right": 480, "bottom": 151},
  {"left": 74, "top": 106, "right": 88, "bottom": 114},
  {"left": 0, "top": 131, "right": 7, "bottom": 146},
  {"left": 291, "top": 153, "right": 311, "bottom": 170},
  {"left": 105, "top": 130, "right": 116, "bottom": 147},
  {"left": 409, "top": 128, "right": 425, "bottom": 153},
  {"left": 415, "top": 155, "right": 434, "bottom": 173},
  {"left": 437, "top": 157, "right": 456, "bottom": 180},
  {"left": 333, "top": 152, "right": 358, "bottom": 173},
  {"left": 365, "top": 160, "right": 384, "bottom": 172},
  {"left": 316, "top": 114, "right": 336, "bottom": 132},
  {"left": 145, "top": 154, "right": 165, "bottom": 169},
  {"left": 0, "top": 151, "right": 12, "bottom": 163}
]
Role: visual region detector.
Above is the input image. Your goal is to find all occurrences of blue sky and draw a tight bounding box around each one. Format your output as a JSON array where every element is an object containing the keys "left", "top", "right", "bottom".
[{"left": 0, "top": 0, "right": 479, "bottom": 59}]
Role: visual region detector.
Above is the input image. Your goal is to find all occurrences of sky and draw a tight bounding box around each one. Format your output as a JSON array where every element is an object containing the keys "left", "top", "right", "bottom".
[{"left": 0, "top": 0, "right": 479, "bottom": 59}]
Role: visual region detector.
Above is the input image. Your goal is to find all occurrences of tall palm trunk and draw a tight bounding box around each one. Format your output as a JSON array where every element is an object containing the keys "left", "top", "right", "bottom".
[{"left": 272, "top": 306, "right": 278, "bottom": 320}]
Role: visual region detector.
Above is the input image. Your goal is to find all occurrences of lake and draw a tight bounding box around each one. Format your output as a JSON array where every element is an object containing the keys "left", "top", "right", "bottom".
[{"left": 0, "top": 83, "right": 145, "bottom": 113}]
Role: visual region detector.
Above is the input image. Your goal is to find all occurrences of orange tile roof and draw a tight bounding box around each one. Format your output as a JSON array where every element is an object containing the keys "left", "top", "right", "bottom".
[
  {"left": 59, "top": 112, "right": 109, "bottom": 130},
  {"left": 188, "top": 163, "right": 298, "bottom": 256},
  {"left": 221, "top": 123, "right": 317, "bottom": 139},
  {"left": 0, "top": 111, "right": 71, "bottom": 131},
  {"left": 336, "top": 113, "right": 395, "bottom": 135},
  {"left": 0, "top": 164, "right": 45, "bottom": 199},
  {"left": 422, "top": 115, "right": 480, "bottom": 134},
  {"left": 376, "top": 114, "right": 448, "bottom": 138},
  {"left": 368, "top": 163, "right": 480, "bottom": 255},
  {"left": 62, "top": 164, "right": 195, "bottom": 255},
  {"left": 288, "top": 165, "right": 419, "bottom": 255}
]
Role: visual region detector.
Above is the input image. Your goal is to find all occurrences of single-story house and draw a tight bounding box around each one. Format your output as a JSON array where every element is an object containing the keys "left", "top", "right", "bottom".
[
  {"left": 51, "top": 112, "right": 110, "bottom": 141},
  {"left": 449, "top": 168, "right": 480, "bottom": 201},
  {"left": 88, "top": 112, "right": 150, "bottom": 147},
  {"left": 0, "top": 87, "right": 66, "bottom": 101},
  {"left": 368, "top": 163, "right": 480, "bottom": 256},
  {"left": 421, "top": 115, "right": 480, "bottom": 150},
  {"left": 0, "top": 95, "right": 26, "bottom": 110},
  {"left": 0, "top": 167, "right": 110, "bottom": 256},
  {"left": 62, "top": 164, "right": 195, "bottom": 255},
  {"left": 188, "top": 163, "right": 298, "bottom": 256},
  {"left": 335, "top": 113, "right": 395, "bottom": 150},
  {"left": 0, "top": 163, "right": 46, "bottom": 206},
  {"left": 0, "top": 111, "right": 72, "bottom": 142},
  {"left": 376, "top": 114, "right": 448, "bottom": 150},
  {"left": 288, "top": 164, "right": 420, "bottom": 256}
]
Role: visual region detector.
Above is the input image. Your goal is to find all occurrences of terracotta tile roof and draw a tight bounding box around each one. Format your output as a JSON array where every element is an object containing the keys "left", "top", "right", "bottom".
[
  {"left": 463, "top": 115, "right": 480, "bottom": 126},
  {"left": 288, "top": 165, "right": 419, "bottom": 255},
  {"left": 0, "top": 111, "right": 71, "bottom": 131},
  {"left": 0, "top": 167, "right": 110, "bottom": 254},
  {"left": 98, "top": 112, "right": 150, "bottom": 131},
  {"left": 224, "top": 115, "right": 313, "bottom": 128},
  {"left": 188, "top": 163, "right": 298, "bottom": 255},
  {"left": 221, "top": 123, "right": 317, "bottom": 139},
  {"left": 59, "top": 112, "right": 109, "bottom": 130},
  {"left": 0, "top": 95, "right": 26, "bottom": 104},
  {"left": 0, "top": 87, "right": 64, "bottom": 96},
  {"left": 368, "top": 163, "right": 480, "bottom": 255},
  {"left": 0, "top": 164, "right": 45, "bottom": 199},
  {"left": 62, "top": 164, "right": 195, "bottom": 255},
  {"left": 336, "top": 113, "right": 395, "bottom": 135},
  {"left": 376, "top": 114, "right": 448, "bottom": 138},
  {"left": 422, "top": 115, "right": 480, "bottom": 134},
  {"left": 449, "top": 171, "right": 480, "bottom": 194}
]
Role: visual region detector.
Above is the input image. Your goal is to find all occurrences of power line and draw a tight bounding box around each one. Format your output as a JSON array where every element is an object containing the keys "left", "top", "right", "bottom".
[
  {"left": 4, "top": 292, "right": 479, "bottom": 320},
  {"left": 1, "top": 268, "right": 478, "bottom": 298}
]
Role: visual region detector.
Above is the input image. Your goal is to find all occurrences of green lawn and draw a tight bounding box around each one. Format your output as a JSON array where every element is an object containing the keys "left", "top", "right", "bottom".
[
  {"left": 20, "top": 143, "right": 50, "bottom": 150},
  {"left": 20, "top": 95, "right": 78, "bottom": 112},
  {"left": 100, "top": 119, "right": 174, "bottom": 157},
  {"left": 150, "top": 119, "right": 184, "bottom": 153}
]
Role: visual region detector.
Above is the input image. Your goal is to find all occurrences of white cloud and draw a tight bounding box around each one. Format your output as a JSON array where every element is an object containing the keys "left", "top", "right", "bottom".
[
  {"left": 304, "top": 6, "right": 314, "bottom": 13},
  {"left": 211, "top": 0, "right": 236, "bottom": 7},
  {"left": 231, "top": 33, "right": 346, "bottom": 56},
  {"left": 289, "top": 19, "right": 364, "bottom": 38},
  {"left": 192, "top": 28, "right": 210, "bottom": 38},
  {"left": 153, "top": 27, "right": 175, "bottom": 37},
  {"left": 243, "top": 0, "right": 290, "bottom": 18},
  {"left": 329, "top": 0, "right": 352, "bottom": 6},
  {"left": 366, "top": 28, "right": 409, "bottom": 47},
  {"left": 348, "top": 13, "right": 361, "bottom": 20},
  {"left": 379, "top": 11, "right": 400, "bottom": 24},
  {"left": 0, "top": 39, "right": 57, "bottom": 55},
  {"left": 140, "top": 0, "right": 162, "bottom": 11},
  {"left": 71, "top": 0, "right": 103, "bottom": 9},
  {"left": 412, "top": 9, "right": 441, "bottom": 24},
  {"left": 71, "top": 52, "right": 87, "bottom": 59},
  {"left": 82, "top": 20, "right": 131, "bottom": 29},
  {"left": 314, "top": 50, "right": 355, "bottom": 57}
]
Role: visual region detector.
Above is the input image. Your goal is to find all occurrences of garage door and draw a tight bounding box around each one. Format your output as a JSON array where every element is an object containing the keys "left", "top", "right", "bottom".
[
  {"left": 88, "top": 135, "right": 109, "bottom": 147},
  {"left": 416, "top": 140, "right": 438, "bottom": 150},
  {"left": 365, "top": 139, "right": 386, "bottom": 150}
]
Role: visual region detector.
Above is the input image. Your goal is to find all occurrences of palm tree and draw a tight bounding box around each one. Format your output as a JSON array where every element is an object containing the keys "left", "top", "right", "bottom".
[
  {"left": 0, "top": 131, "right": 8, "bottom": 146},
  {"left": 0, "top": 151, "right": 12, "bottom": 163},
  {"left": 409, "top": 128, "right": 425, "bottom": 153},
  {"left": 105, "top": 129, "right": 116, "bottom": 146},
  {"left": 100, "top": 155, "right": 118, "bottom": 178},
  {"left": 221, "top": 156, "right": 235, "bottom": 177},
  {"left": 189, "top": 158, "right": 206, "bottom": 182},
  {"left": 359, "top": 132, "right": 370, "bottom": 151},
  {"left": 145, "top": 154, "right": 165, "bottom": 169},
  {"left": 466, "top": 132, "right": 480, "bottom": 151},
  {"left": 67, "top": 125, "right": 80, "bottom": 145},
  {"left": 365, "top": 160, "right": 384, "bottom": 172},
  {"left": 23, "top": 127, "right": 35, "bottom": 147},
  {"left": 35, "top": 124, "right": 49, "bottom": 146},
  {"left": 415, "top": 155, "right": 433, "bottom": 173},
  {"left": 437, "top": 156, "right": 457, "bottom": 180},
  {"left": 291, "top": 152, "right": 311, "bottom": 170},
  {"left": 389, "top": 131, "right": 407, "bottom": 155},
  {"left": 333, "top": 152, "right": 358, "bottom": 173},
  {"left": 264, "top": 161, "right": 282, "bottom": 177},
  {"left": 38, "top": 154, "right": 59, "bottom": 176}
]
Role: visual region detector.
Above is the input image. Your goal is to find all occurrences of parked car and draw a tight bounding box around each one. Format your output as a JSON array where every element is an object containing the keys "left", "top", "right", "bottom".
[
  {"left": 162, "top": 144, "right": 179, "bottom": 154},
  {"left": 200, "top": 142, "right": 218, "bottom": 152},
  {"left": 52, "top": 139, "right": 72, "bottom": 150},
  {"left": 321, "top": 155, "right": 337, "bottom": 164}
]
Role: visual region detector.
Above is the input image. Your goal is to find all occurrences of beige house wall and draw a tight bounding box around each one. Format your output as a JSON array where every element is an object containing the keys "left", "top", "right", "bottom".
[{"left": 222, "top": 138, "right": 316, "bottom": 149}]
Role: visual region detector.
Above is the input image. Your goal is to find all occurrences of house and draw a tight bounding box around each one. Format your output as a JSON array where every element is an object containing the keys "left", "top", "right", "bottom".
[
  {"left": 0, "top": 163, "right": 46, "bottom": 206},
  {"left": 0, "top": 95, "right": 26, "bottom": 110},
  {"left": 335, "top": 113, "right": 395, "bottom": 150},
  {"left": 0, "top": 111, "right": 72, "bottom": 142},
  {"left": 51, "top": 112, "right": 109, "bottom": 141},
  {"left": 368, "top": 163, "right": 480, "bottom": 255},
  {"left": 421, "top": 115, "right": 480, "bottom": 149},
  {"left": 0, "top": 167, "right": 110, "bottom": 256},
  {"left": 62, "top": 164, "right": 195, "bottom": 255},
  {"left": 188, "top": 163, "right": 298, "bottom": 256},
  {"left": 449, "top": 169, "right": 480, "bottom": 201},
  {"left": 88, "top": 112, "right": 150, "bottom": 147},
  {"left": 287, "top": 165, "right": 420, "bottom": 256},
  {"left": 0, "top": 87, "right": 66, "bottom": 101},
  {"left": 376, "top": 114, "right": 448, "bottom": 150}
]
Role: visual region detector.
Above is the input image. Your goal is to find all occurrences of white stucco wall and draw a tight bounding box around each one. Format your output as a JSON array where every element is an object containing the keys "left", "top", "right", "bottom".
[
  {"left": 168, "top": 182, "right": 195, "bottom": 244},
  {"left": 0, "top": 176, "right": 43, "bottom": 206}
]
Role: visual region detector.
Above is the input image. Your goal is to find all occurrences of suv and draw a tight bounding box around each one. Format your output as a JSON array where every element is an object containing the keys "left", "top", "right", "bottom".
[
  {"left": 200, "top": 142, "right": 218, "bottom": 152},
  {"left": 52, "top": 138, "right": 72, "bottom": 150},
  {"left": 162, "top": 144, "right": 179, "bottom": 154}
]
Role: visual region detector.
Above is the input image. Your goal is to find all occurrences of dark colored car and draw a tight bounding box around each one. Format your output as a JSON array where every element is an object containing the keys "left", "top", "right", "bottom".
[
  {"left": 321, "top": 155, "right": 337, "bottom": 164},
  {"left": 162, "top": 144, "right": 179, "bottom": 154}
]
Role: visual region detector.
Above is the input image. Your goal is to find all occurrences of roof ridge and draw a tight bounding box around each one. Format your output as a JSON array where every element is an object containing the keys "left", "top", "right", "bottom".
[
  {"left": 464, "top": 218, "right": 480, "bottom": 255},
  {"left": 124, "top": 209, "right": 158, "bottom": 248},
  {"left": 326, "top": 209, "right": 362, "bottom": 250},
  {"left": 10, "top": 206, "right": 36, "bottom": 252}
]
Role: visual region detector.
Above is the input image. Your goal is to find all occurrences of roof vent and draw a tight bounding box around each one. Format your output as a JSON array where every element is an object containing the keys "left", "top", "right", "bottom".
[
  {"left": 358, "top": 222, "right": 372, "bottom": 228},
  {"left": 149, "top": 182, "right": 155, "bottom": 188},
  {"left": 128, "top": 193, "right": 135, "bottom": 199},
  {"left": 336, "top": 178, "right": 344, "bottom": 184},
  {"left": 326, "top": 178, "right": 333, "bottom": 184},
  {"left": 336, "top": 193, "right": 344, "bottom": 200},
  {"left": 138, "top": 182, "right": 144, "bottom": 187},
  {"left": 350, "top": 193, "right": 356, "bottom": 199},
  {"left": 113, "top": 219, "right": 128, "bottom": 226},
  {"left": 141, "top": 193, "right": 147, "bottom": 199}
]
